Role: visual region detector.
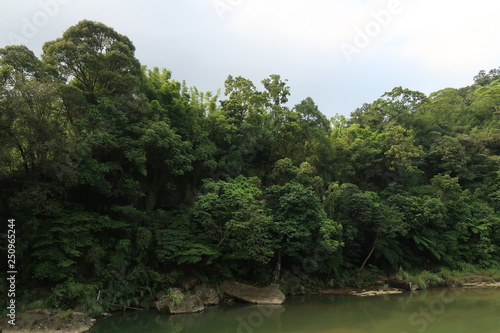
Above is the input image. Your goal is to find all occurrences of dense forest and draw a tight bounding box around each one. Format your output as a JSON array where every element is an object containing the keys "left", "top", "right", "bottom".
[{"left": 1, "top": 20, "right": 499, "bottom": 313}]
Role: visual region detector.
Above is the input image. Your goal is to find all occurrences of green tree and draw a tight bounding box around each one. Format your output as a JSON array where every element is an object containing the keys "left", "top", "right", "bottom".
[
  {"left": 0, "top": 45, "right": 67, "bottom": 177},
  {"left": 350, "top": 87, "right": 426, "bottom": 129},
  {"left": 471, "top": 84, "right": 500, "bottom": 121},
  {"left": 42, "top": 20, "right": 141, "bottom": 105},
  {"left": 325, "top": 183, "right": 407, "bottom": 270},
  {"left": 192, "top": 176, "right": 275, "bottom": 273},
  {"left": 267, "top": 180, "right": 342, "bottom": 272}
]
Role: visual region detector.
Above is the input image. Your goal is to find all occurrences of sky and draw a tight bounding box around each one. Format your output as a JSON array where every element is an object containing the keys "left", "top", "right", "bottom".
[{"left": 1, "top": 0, "right": 500, "bottom": 118}]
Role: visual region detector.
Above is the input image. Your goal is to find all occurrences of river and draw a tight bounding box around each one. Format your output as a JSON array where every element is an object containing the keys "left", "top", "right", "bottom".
[{"left": 89, "top": 288, "right": 500, "bottom": 333}]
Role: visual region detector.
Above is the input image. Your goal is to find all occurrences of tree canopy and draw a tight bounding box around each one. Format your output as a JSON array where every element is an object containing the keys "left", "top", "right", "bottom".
[{"left": 0, "top": 20, "right": 499, "bottom": 312}]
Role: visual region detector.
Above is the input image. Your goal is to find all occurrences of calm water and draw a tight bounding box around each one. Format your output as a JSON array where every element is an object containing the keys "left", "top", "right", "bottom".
[{"left": 89, "top": 288, "right": 500, "bottom": 333}]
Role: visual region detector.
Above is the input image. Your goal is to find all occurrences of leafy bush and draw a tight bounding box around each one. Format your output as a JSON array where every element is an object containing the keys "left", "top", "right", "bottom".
[
  {"left": 407, "top": 271, "right": 444, "bottom": 289},
  {"left": 165, "top": 288, "right": 185, "bottom": 307},
  {"left": 350, "top": 266, "right": 382, "bottom": 288},
  {"left": 46, "top": 279, "right": 99, "bottom": 314}
]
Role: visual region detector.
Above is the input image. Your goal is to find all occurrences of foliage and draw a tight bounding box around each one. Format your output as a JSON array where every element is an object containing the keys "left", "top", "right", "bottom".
[
  {"left": 349, "top": 266, "right": 383, "bottom": 288},
  {"left": 192, "top": 176, "right": 275, "bottom": 272},
  {"left": 0, "top": 21, "right": 499, "bottom": 312},
  {"left": 406, "top": 271, "right": 445, "bottom": 290},
  {"left": 46, "top": 279, "right": 98, "bottom": 310},
  {"left": 164, "top": 288, "right": 185, "bottom": 307}
]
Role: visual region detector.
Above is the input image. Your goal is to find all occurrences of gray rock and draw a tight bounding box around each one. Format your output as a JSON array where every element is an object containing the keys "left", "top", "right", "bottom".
[
  {"left": 155, "top": 291, "right": 167, "bottom": 300},
  {"left": 140, "top": 300, "right": 153, "bottom": 310},
  {"left": 220, "top": 281, "right": 285, "bottom": 305},
  {"left": 155, "top": 295, "right": 204, "bottom": 314},
  {"left": 194, "top": 285, "right": 220, "bottom": 305}
]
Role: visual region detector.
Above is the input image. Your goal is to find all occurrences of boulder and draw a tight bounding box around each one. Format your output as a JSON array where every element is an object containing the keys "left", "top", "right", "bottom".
[
  {"left": 155, "top": 295, "right": 204, "bottom": 314},
  {"left": 194, "top": 285, "right": 220, "bottom": 305},
  {"left": 156, "top": 290, "right": 167, "bottom": 300},
  {"left": 220, "top": 281, "right": 285, "bottom": 305},
  {"left": 140, "top": 300, "right": 153, "bottom": 310},
  {"left": 155, "top": 298, "right": 170, "bottom": 313}
]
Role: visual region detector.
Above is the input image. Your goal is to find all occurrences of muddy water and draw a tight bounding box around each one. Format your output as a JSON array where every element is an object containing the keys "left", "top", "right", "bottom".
[{"left": 89, "top": 288, "right": 500, "bottom": 333}]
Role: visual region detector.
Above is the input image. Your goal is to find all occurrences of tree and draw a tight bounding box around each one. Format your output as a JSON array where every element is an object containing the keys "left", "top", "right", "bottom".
[
  {"left": 350, "top": 87, "right": 426, "bottom": 129},
  {"left": 262, "top": 74, "right": 290, "bottom": 107},
  {"left": 208, "top": 75, "right": 271, "bottom": 178},
  {"left": 192, "top": 176, "right": 275, "bottom": 270},
  {"left": 0, "top": 45, "right": 66, "bottom": 177},
  {"left": 42, "top": 20, "right": 141, "bottom": 105},
  {"left": 471, "top": 84, "right": 500, "bottom": 121},
  {"left": 324, "top": 183, "right": 407, "bottom": 270},
  {"left": 272, "top": 97, "right": 331, "bottom": 166},
  {"left": 328, "top": 124, "right": 385, "bottom": 189},
  {"left": 2, "top": 22, "right": 500, "bottom": 312},
  {"left": 414, "top": 88, "right": 469, "bottom": 137},
  {"left": 382, "top": 124, "right": 424, "bottom": 181},
  {"left": 267, "top": 180, "right": 342, "bottom": 270},
  {"left": 473, "top": 67, "right": 500, "bottom": 87}
]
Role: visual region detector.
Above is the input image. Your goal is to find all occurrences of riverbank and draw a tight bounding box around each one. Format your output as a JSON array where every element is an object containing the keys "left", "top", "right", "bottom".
[
  {"left": 319, "top": 280, "right": 500, "bottom": 297},
  {"left": 73, "top": 288, "right": 500, "bottom": 333},
  {"left": 463, "top": 281, "right": 500, "bottom": 288},
  {"left": 0, "top": 309, "right": 94, "bottom": 333},
  {"left": 318, "top": 268, "right": 500, "bottom": 296},
  {"left": 2, "top": 268, "right": 498, "bottom": 333}
]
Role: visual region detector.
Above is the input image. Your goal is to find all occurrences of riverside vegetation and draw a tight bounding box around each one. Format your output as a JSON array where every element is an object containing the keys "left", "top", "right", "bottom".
[{"left": 0, "top": 20, "right": 499, "bottom": 317}]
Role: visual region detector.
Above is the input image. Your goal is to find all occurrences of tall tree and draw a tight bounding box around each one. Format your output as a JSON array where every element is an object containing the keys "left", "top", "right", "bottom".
[{"left": 42, "top": 20, "right": 142, "bottom": 105}]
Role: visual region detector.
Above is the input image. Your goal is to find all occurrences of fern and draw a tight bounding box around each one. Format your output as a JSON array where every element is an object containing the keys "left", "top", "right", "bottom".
[{"left": 413, "top": 230, "right": 446, "bottom": 261}]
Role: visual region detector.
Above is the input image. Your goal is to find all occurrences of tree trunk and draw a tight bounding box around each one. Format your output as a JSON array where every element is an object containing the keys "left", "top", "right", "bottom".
[
  {"left": 273, "top": 250, "right": 282, "bottom": 283},
  {"left": 360, "top": 238, "right": 378, "bottom": 269}
]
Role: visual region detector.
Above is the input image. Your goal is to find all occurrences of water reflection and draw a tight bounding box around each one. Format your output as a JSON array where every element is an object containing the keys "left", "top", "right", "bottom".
[{"left": 89, "top": 288, "right": 500, "bottom": 333}]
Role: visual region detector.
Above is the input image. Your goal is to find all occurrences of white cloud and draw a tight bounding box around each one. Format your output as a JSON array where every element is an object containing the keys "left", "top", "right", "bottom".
[
  {"left": 1, "top": 0, "right": 499, "bottom": 117},
  {"left": 389, "top": 0, "right": 500, "bottom": 76},
  {"left": 226, "top": 1, "right": 354, "bottom": 52}
]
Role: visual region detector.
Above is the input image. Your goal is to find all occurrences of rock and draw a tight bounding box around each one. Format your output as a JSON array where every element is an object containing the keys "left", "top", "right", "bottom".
[
  {"left": 349, "top": 289, "right": 403, "bottom": 297},
  {"left": 194, "top": 285, "right": 220, "bottom": 305},
  {"left": 220, "top": 280, "right": 285, "bottom": 305},
  {"left": 156, "top": 290, "right": 167, "bottom": 300},
  {"left": 0, "top": 309, "right": 93, "bottom": 333},
  {"left": 463, "top": 282, "right": 500, "bottom": 288},
  {"left": 155, "top": 294, "right": 205, "bottom": 314},
  {"left": 140, "top": 300, "right": 153, "bottom": 310},
  {"left": 155, "top": 298, "right": 172, "bottom": 313}
]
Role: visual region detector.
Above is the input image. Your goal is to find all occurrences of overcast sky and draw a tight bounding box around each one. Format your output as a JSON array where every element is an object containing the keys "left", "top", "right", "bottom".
[{"left": 2, "top": 0, "right": 500, "bottom": 118}]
